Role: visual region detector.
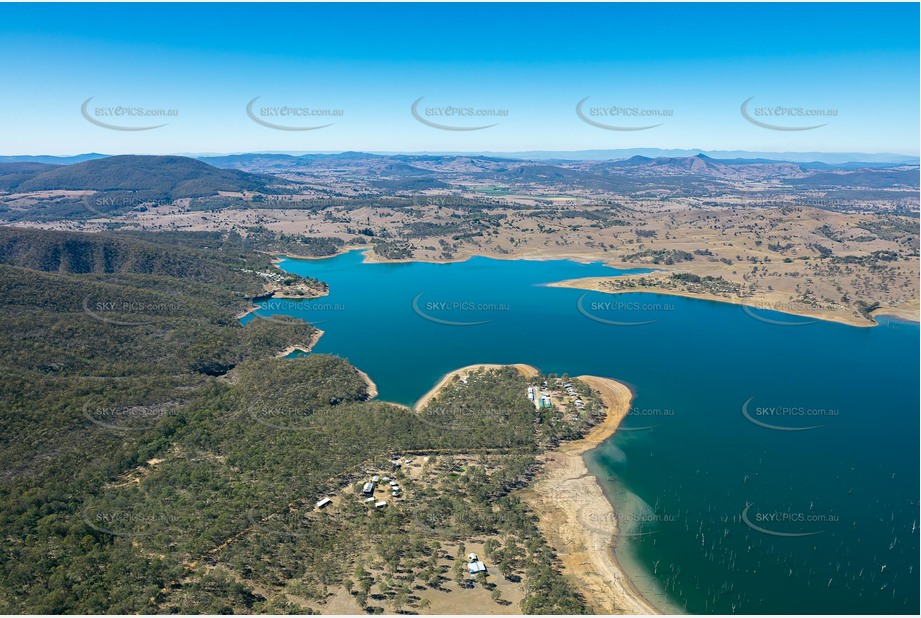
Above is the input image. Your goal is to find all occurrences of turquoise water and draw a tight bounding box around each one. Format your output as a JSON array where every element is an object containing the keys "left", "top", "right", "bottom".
[{"left": 244, "top": 249, "right": 919, "bottom": 614}]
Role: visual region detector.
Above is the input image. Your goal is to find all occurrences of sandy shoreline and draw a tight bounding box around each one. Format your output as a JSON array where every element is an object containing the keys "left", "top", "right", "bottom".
[
  {"left": 548, "top": 276, "right": 920, "bottom": 329},
  {"left": 412, "top": 363, "right": 539, "bottom": 412},
  {"left": 413, "top": 363, "right": 660, "bottom": 614},
  {"left": 519, "top": 375, "right": 663, "bottom": 615},
  {"left": 357, "top": 367, "right": 378, "bottom": 400}
]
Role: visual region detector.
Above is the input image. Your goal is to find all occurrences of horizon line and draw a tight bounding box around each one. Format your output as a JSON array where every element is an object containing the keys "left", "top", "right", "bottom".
[{"left": 4, "top": 148, "right": 919, "bottom": 160}]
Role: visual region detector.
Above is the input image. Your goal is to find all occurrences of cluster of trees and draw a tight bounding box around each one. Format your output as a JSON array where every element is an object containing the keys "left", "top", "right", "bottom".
[
  {"left": 623, "top": 248, "right": 695, "bottom": 265},
  {"left": 371, "top": 240, "right": 414, "bottom": 260},
  {"left": 0, "top": 228, "right": 320, "bottom": 612},
  {"left": 0, "top": 228, "right": 594, "bottom": 614}
]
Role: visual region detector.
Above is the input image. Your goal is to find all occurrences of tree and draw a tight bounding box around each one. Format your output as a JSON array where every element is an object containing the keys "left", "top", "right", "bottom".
[
  {"left": 392, "top": 587, "right": 409, "bottom": 614},
  {"left": 453, "top": 561, "right": 466, "bottom": 587}
]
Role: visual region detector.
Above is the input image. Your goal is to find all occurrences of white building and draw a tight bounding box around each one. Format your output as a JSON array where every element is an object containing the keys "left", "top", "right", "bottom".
[{"left": 467, "top": 554, "right": 487, "bottom": 575}]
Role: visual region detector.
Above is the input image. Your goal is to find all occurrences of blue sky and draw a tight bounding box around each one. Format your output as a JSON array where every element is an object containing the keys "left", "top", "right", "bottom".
[{"left": 0, "top": 2, "right": 918, "bottom": 155}]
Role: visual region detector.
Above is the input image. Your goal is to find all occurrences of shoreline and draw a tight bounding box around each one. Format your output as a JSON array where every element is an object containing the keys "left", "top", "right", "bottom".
[
  {"left": 412, "top": 363, "right": 539, "bottom": 412},
  {"left": 234, "top": 289, "right": 330, "bottom": 320},
  {"left": 274, "top": 249, "right": 919, "bottom": 329},
  {"left": 278, "top": 245, "right": 622, "bottom": 267},
  {"left": 274, "top": 328, "right": 325, "bottom": 358},
  {"left": 519, "top": 375, "right": 663, "bottom": 615},
  {"left": 548, "top": 276, "right": 920, "bottom": 329},
  {"left": 357, "top": 367, "right": 378, "bottom": 400},
  {"left": 274, "top": 331, "right": 377, "bottom": 400},
  {"left": 413, "top": 362, "right": 661, "bottom": 614}
]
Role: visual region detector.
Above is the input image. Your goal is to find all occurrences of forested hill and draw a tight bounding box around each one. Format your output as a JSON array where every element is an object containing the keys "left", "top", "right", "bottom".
[
  {"left": 1, "top": 155, "right": 278, "bottom": 197},
  {"left": 0, "top": 227, "right": 322, "bottom": 611},
  {"left": 0, "top": 155, "right": 292, "bottom": 221},
  {"left": 0, "top": 226, "right": 272, "bottom": 291},
  {"left": 0, "top": 226, "right": 591, "bottom": 614}
]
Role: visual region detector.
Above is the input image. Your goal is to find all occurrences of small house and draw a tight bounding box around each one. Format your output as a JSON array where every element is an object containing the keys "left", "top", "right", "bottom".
[{"left": 315, "top": 497, "right": 332, "bottom": 509}]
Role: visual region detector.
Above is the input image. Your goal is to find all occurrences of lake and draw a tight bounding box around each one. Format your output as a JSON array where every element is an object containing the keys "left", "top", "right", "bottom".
[{"left": 243, "top": 249, "right": 919, "bottom": 614}]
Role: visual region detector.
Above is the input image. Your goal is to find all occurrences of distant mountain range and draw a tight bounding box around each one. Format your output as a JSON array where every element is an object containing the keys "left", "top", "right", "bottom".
[
  {"left": 1, "top": 154, "right": 917, "bottom": 219},
  {"left": 1, "top": 150, "right": 917, "bottom": 167},
  {"left": 0, "top": 153, "right": 109, "bottom": 165},
  {"left": 186, "top": 152, "right": 918, "bottom": 188},
  {"left": 409, "top": 149, "right": 919, "bottom": 165}
]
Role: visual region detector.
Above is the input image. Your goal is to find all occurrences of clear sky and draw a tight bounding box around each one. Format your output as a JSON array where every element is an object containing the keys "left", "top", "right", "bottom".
[{"left": 0, "top": 2, "right": 918, "bottom": 156}]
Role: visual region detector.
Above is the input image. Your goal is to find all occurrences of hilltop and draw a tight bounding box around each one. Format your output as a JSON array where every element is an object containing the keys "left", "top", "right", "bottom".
[{"left": 4, "top": 155, "right": 279, "bottom": 198}]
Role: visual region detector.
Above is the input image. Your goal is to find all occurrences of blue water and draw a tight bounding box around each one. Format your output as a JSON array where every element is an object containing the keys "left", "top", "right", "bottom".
[{"left": 244, "top": 249, "right": 920, "bottom": 614}]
